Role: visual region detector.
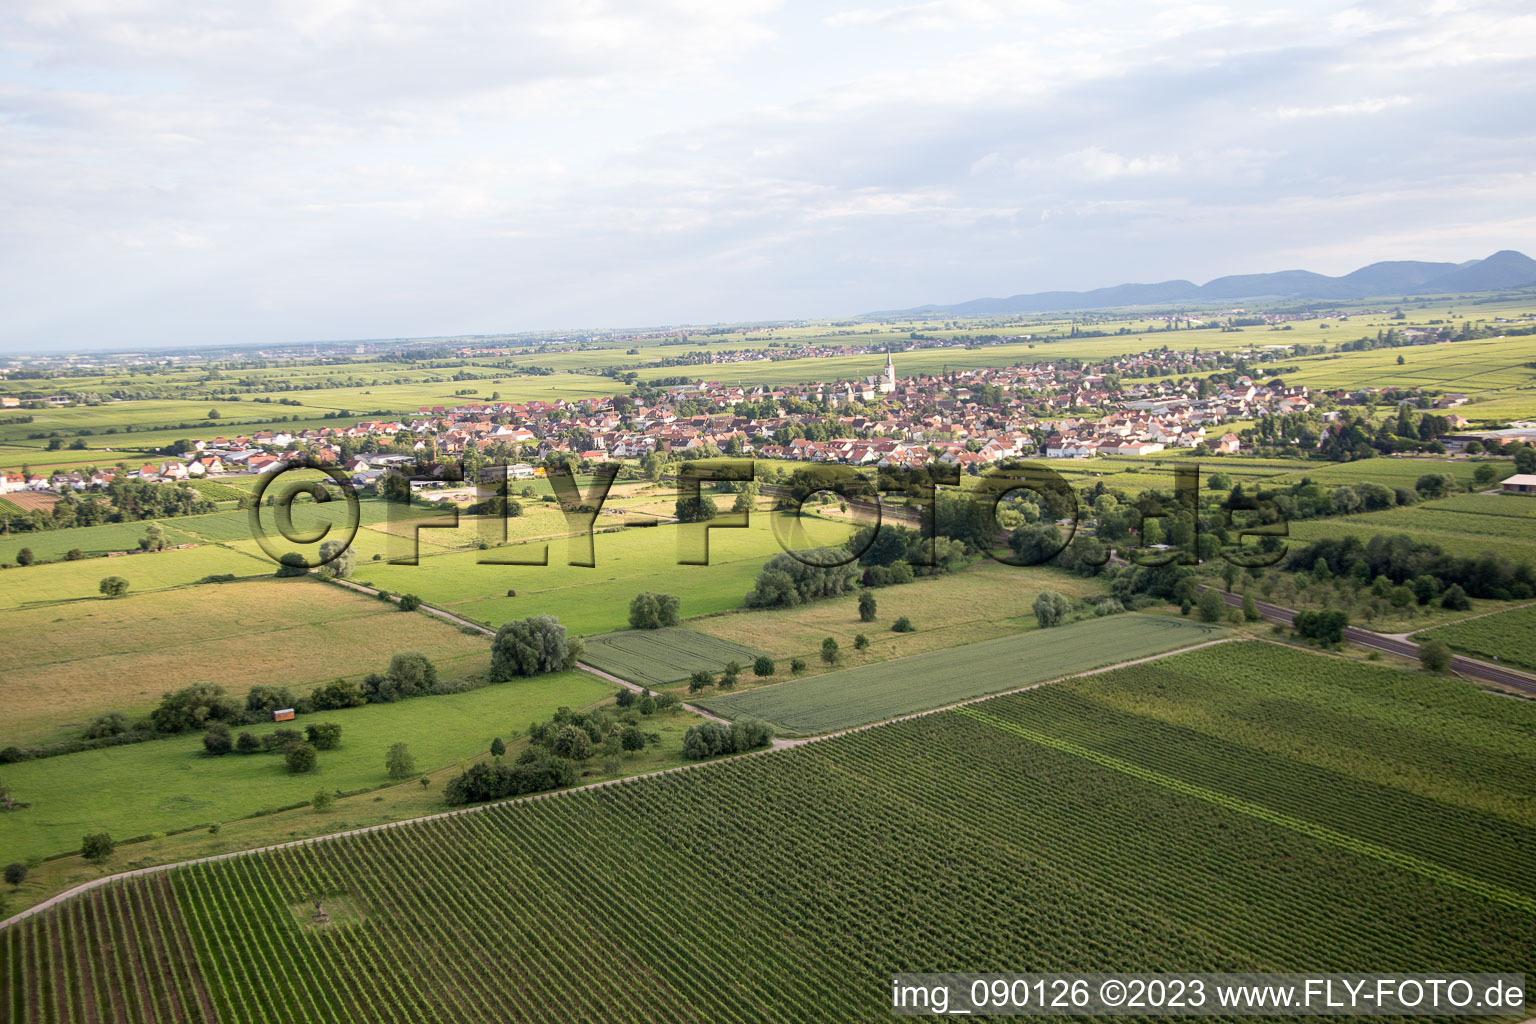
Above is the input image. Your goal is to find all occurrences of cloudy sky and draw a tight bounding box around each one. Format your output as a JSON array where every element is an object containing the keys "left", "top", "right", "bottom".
[{"left": 3, "top": 0, "right": 1535, "bottom": 351}]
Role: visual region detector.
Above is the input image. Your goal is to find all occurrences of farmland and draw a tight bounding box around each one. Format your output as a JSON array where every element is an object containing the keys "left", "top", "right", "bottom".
[
  {"left": 580, "top": 628, "right": 765, "bottom": 689},
  {"left": 696, "top": 614, "right": 1221, "bottom": 734},
  {"left": 4, "top": 641, "right": 1531, "bottom": 1023},
  {"left": 0, "top": 577, "right": 493, "bottom": 746},
  {"left": 1415, "top": 605, "right": 1536, "bottom": 672},
  {"left": 0, "top": 544, "right": 266, "bottom": 609},
  {"left": 0, "top": 669, "right": 613, "bottom": 862}
]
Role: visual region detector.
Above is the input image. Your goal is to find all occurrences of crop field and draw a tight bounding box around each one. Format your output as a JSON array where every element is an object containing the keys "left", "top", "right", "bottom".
[
  {"left": 0, "top": 577, "right": 493, "bottom": 746},
  {"left": 0, "top": 544, "right": 266, "bottom": 609},
  {"left": 6, "top": 641, "right": 1531, "bottom": 1023},
  {"left": 1287, "top": 507, "right": 1536, "bottom": 564},
  {"left": 696, "top": 614, "right": 1221, "bottom": 734},
  {"left": 1415, "top": 604, "right": 1536, "bottom": 672},
  {"left": 1423, "top": 492, "right": 1536, "bottom": 517},
  {"left": 580, "top": 628, "right": 766, "bottom": 689},
  {"left": 0, "top": 670, "right": 611, "bottom": 862},
  {"left": 0, "top": 520, "right": 199, "bottom": 565},
  {"left": 1278, "top": 335, "right": 1536, "bottom": 398},
  {"left": 1265, "top": 456, "right": 1489, "bottom": 489}
]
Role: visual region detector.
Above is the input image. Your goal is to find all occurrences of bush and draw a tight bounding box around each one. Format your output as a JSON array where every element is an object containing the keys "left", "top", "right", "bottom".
[
  {"left": 235, "top": 731, "right": 262, "bottom": 754},
  {"left": 386, "top": 742, "right": 416, "bottom": 779},
  {"left": 858, "top": 591, "right": 877, "bottom": 622},
  {"left": 443, "top": 755, "right": 575, "bottom": 805},
  {"left": 1420, "top": 639, "right": 1453, "bottom": 673},
  {"left": 274, "top": 552, "right": 309, "bottom": 578},
  {"left": 890, "top": 616, "right": 914, "bottom": 633},
  {"left": 854, "top": 633, "right": 869, "bottom": 651},
  {"left": 82, "top": 712, "right": 129, "bottom": 740},
  {"left": 151, "top": 683, "right": 242, "bottom": 734},
  {"left": 397, "top": 593, "right": 422, "bottom": 611},
  {"left": 682, "top": 716, "right": 773, "bottom": 759},
  {"left": 752, "top": 655, "right": 775, "bottom": 678},
  {"left": 628, "top": 592, "right": 682, "bottom": 629},
  {"left": 1293, "top": 609, "right": 1349, "bottom": 646},
  {"left": 202, "top": 723, "right": 233, "bottom": 756},
  {"left": 81, "top": 831, "right": 114, "bottom": 863},
  {"left": 745, "top": 549, "right": 860, "bottom": 609},
  {"left": 317, "top": 538, "right": 356, "bottom": 579},
  {"left": 4, "top": 861, "right": 26, "bottom": 886},
  {"left": 1440, "top": 584, "right": 1471, "bottom": 611},
  {"left": 1197, "top": 589, "right": 1226, "bottom": 623},
  {"left": 305, "top": 722, "right": 343, "bottom": 750},
  {"left": 98, "top": 576, "right": 129, "bottom": 599},
  {"left": 490, "top": 615, "right": 581, "bottom": 679},
  {"left": 789, "top": 657, "right": 807, "bottom": 674},
  {"left": 490, "top": 736, "right": 506, "bottom": 757},
  {"left": 262, "top": 728, "right": 303, "bottom": 752},
  {"left": 1033, "top": 591, "right": 1072, "bottom": 628},
  {"left": 245, "top": 685, "right": 296, "bottom": 714},
  {"left": 820, "top": 637, "right": 840, "bottom": 664},
  {"left": 285, "top": 742, "right": 319, "bottom": 773},
  {"left": 65, "top": 548, "right": 84, "bottom": 561},
  {"left": 310, "top": 678, "right": 367, "bottom": 710},
  {"left": 312, "top": 789, "right": 335, "bottom": 812},
  {"left": 552, "top": 724, "right": 594, "bottom": 760},
  {"left": 1241, "top": 592, "right": 1261, "bottom": 622},
  {"left": 15, "top": 547, "right": 34, "bottom": 566},
  {"left": 674, "top": 494, "right": 717, "bottom": 522}
]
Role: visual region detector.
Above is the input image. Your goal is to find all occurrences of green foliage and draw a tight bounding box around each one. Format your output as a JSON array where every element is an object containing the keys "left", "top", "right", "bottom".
[
  {"left": 681, "top": 717, "right": 773, "bottom": 759},
  {"left": 385, "top": 742, "right": 416, "bottom": 779},
  {"left": 310, "top": 677, "right": 367, "bottom": 710},
  {"left": 1293, "top": 609, "right": 1348, "bottom": 646},
  {"left": 1419, "top": 639, "right": 1453, "bottom": 673},
  {"left": 285, "top": 742, "right": 319, "bottom": 774},
  {"left": 98, "top": 575, "right": 129, "bottom": 598},
  {"left": 80, "top": 831, "right": 114, "bottom": 864},
  {"left": 1196, "top": 589, "right": 1226, "bottom": 623},
  {"left": 274, "top": 552, "right": 309, "bottom": 578},
  {"left": 789, "top": 657, "right": 807, "bottom": 674},
  {"left": 745, "top": 549, "right": 860, "bottom": 609},
  {"left": 854, "top": 633, "right": 869, "bottom": 651},
  {"left": 202, "top": 723, "right": 233, "bottom": 756},
  {"left": 397, "top": 593, "right": 422, "bottom": 611},
  {"left": 151, "top": 683, "right": 242, "bottom": 734},
  {"left": 674, "top": 494, "right": 717, "bottom": 523},
  {"left": 1241, "top": 592, "right": 1260, "bottom": 622},
  {"left": 1033, "top": 591, "right": 1072, "bottom": 628},
  {"left": 628, "top": 591, "right": 682, "bottom": 629},
  {"left": 820, "top": 637, "right": 840, "bottom": 665},
  {"left": 890, "top": 616, "right": 914, "bottom": 633},
  {"left": 490, "top": 615, "right": 581, "bottom": 680},
  {"left": 857, "top": 590, "right": 877, "bottom": 622},
  {"left": 443, "top": 755, "right": 575, "bottom": 805},
  {"left": 4, "top": 861, "right": 25, "bottom": 887},
  {"left": 688, "top": 669, "right": 714, "bottom": 693},
  {"left": 490, "top": 736, "right": 506, "bottom": 758},
  {"left": 305, "top": 722, "right": 343, "bottom": 750},
  {"left": 312, "top": 788, "right": 335, "bottom": 812},
  {"left": 317, "top": 538, "right": 356, "bottom": 579}
]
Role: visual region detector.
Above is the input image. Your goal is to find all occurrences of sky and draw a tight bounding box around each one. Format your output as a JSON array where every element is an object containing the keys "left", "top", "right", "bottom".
[{"left": 2, "top": 0, "right": 1535, "bottom": 352}]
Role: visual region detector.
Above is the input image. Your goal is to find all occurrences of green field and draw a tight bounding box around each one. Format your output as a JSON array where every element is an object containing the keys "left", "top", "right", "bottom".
[
  {"left": 580, "top": 628, "right": 766, "bottom": 689},
  {"left": 1415, "top": 604, "right": 1536, "bottom": 672},
  {"left": 6, "top": 641, "right": 1531, "bottom": 1022},
  {"left": 0, "top": 544, "right": 267, "bottom": 609},
  {"left": 0, "top": 520, "right": 199, "bottom": 565},
  {"left": 1287, "top": 508, "right": 1536, "bottom": 564},
  {"left": 696, "top": 614, "right": 1222, "bottom": 734},
  {"left": 0, "top": 671, "right": 612, "bottom": 862}
]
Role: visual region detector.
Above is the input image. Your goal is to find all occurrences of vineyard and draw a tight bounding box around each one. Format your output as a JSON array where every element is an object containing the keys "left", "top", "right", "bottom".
[
  {"left": 696, "top": 614, "right": 1220, "bottom": 734},
  {"left": 1416, "top": 604, "right": 1536, "bottom": 672},
  {"left": 580, "top": 628, "right": 766, "bottom": 689},
  {"left": 4, "top": 641, "right": 1532, "bottom": 1022}
]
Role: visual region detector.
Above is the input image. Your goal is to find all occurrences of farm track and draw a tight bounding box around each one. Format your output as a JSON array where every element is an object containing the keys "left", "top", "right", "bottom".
[{"left": 0, "top": 636, "right": 1238, "bottom": 931}]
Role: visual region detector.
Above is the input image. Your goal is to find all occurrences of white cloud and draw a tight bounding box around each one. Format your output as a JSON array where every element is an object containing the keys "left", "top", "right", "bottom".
[{"left": 1272, "top": 95, "right": 1411, "bottom": 118}]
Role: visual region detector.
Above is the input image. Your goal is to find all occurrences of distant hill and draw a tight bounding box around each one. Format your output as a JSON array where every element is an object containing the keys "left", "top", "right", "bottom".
[{"left": 871, "top": 249, "right": 1536, "bottom": 317}]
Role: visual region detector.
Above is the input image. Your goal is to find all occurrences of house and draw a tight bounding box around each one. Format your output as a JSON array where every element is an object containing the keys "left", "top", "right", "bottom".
[{"left": 1501, "top": 474, "right": 1536, "bottom": 495}]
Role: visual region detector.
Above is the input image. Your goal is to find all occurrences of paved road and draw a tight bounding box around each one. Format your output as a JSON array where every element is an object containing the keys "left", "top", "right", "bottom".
[{"left": 1205, "top": 587, "right": 1536, "bottom": 695}]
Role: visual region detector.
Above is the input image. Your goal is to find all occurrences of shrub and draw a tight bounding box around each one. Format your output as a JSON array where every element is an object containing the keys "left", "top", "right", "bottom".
[
  {"left": 305, "top": 722, "right": 343, "bottom": 750},
  {"left": 262, "top": 728, "right": 303, "bottom": 752},
  {"left": 1440, "top": 584, "right": 1471, "bottom": 611},
  {"left": 1033, "top": 591, "right": 1072, "bottom": 629},
  {"left": 386, "top": 742, "right": 416, "bottom": 779},
  {"left": 820, "top": 637, "right": 840, "bottom": 665},
  {"left": 65, "top": 548, "right": 84, "bottom": 560},
  {"left": 312, "top": 789, "right": 335, "bottom": 812},
  {"left": 443, "top": 755, "right": 575, "bottom": 805},
  {"left": 274, "top": 552, "right": 309, "bottom": 578},
  {"left": 1420, "top": 639, "right": 1453, "bottom": 673},
  {"left": 674, "top": 494, "right": 717, "bottom": 522},
  {"left": 397, "top": 593, "right": 422, "bottom": 611},
  {"left": 752, "top": 655, "right": 775, "bottom": 678},
  {"left": 4, "top": 861, "right": 26, "bottom": 887},
  {"left": 552, "top": 725, "right": 594, "bottom": 761},
  {"left": 82, "top": 713, "right": 129, "bottom": 740},
  {"left": 490, "top": 737, "right": 506, "bottom": 757},
  {"left": 858, "top": 591, "right": 877, "bottom": 622},
  {"left": 628, "top": 592, "right": 682, "bottom": 629},
  {"left": 1197, "top": 589, "right": 1225, "bottom": 623},
  {"left": 310, "top": 678, "right": 367, "bottom": 710},
  {"left": 745, "top": 549, "right": 860, "bottom": 609},
  {"left": 81, "top": 831, "right": 114, "bottom": 863},
  {"left": 682, "top": 716, "right": 773, "bottom": 759},
  {"left": 890, "top": 616, "right": 914, "bottom": 633},
  {"left": 202, "top": 723, "right": 233, "bottom": 756},
  {"left": 285, "top": 742, "right": 319, "bottom": 773},
  {"left": 235, "top": 731, "right": 262, "bottom": 754},
  {"left": 490, "top": 615, "right": 580, "bottom": 680},
  {"left": 151, "top": 683, "right": 242, "bottom": 734},
  {"left": 789, "top": 657, "right": 807, "bottom": 674},
  {"left": 15, "top": 547, "right": 34, "bottom": 566},
  {"left": 244, "top": 685, "right": 295, "bottom": 714},
  {"left": 1241, "top": 592, "right": 1261, "bottom": 622},
  {"left": 854, "top": 633, "right": 869, "bottom": 651},
  {"left": 98, "top": 576, "right": 129, "bottom": 599}
]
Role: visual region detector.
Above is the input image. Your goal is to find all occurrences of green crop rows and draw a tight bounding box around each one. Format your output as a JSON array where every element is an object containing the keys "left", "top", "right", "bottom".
[
  {"left": 5, "top": 641, "right": 1533, "bottom": 1023},
  {"left": 696, "top": 614, "right": 1221, "bottom": 734},
  {"left": 1416, "top": 604, "right": 1536, "bottom": 672},
  {"left": 580, "top": 628, "right": 766, "bottom": 688}
]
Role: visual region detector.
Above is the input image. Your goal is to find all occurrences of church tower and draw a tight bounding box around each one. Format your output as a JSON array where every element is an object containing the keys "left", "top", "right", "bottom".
[{"left": 879, "top": 350, "right": 896, "bottom": 393}]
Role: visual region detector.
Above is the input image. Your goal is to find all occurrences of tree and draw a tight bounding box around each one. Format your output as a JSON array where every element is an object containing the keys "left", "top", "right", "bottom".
[
  {"left": 274, "top": 552, "right": 309, "bottom": 577},
  {"left": 152, "top": 682, "right": 242, "bottom": 733},
  {"left": 286, "top": 742, "right": 318, "bottom": 773},
  {"left": 312, "top": 789, "right": 335, "bottom": 812},
  {"left": 745, "top": 549, "right": 860, "bottom": 609},
  {"left": 688, "top": 669, "right": 714, "bottom": 693},
  {"left": 236, "top": 731, "right": 262, "bottom": 754},
  {"left": 310, "top": 678, "right": 366, "bottom": 710},
  {"left": 789, "top": 657, "right": 807, "bottom": 674},
  {"left": 1474, "top": 464, "right": 1498, "bottom": 486},
  {"left": 385, "top": 742, "right": 416, "bottom": 779},
  {"left": 4, "top": 862, "right": 25, "bottom": 887},
  {"left": 65, "top": 548, "right": 84, "bottom": 560},
  {"left": 552, "top": 725, "right": 593, "bottom": 761},
  {"left": 720, "top": 660, "right": 741, "bottom": 688},
  {"left": 305, "top": 722, "right": 343, "bottom": 750},
  {"left": 820, "top": 637, "right": 840, "bottom": 665},
  {"left": 674, "top": 494, "right": 717, "bottom": 522},
  {"left": 15, "top": 547, "right": 34, "bottom": 566},
  {"left": 140, "top": 522, "right": 166, "bottom": 552},
  {"left": 752, "top": 656, "right": 775, "bottom": 678},
  {"left": 731, "top": 490, "right": 754, "bottom": 514},
  {"left": 1414, "top": 473, "right": 1456, "bottom": 499},
  {"left": 245, "top": 685, "right": 295, "bottom": 714},
  {"left": 1516, "top": 447, "right": 1536, "bottom": 475},
  {"left": 81, "top": 831, "right": 114, "bottom": 864},
  {"left": 1420, "top": 639, "right": 1452, "bottom": 673},
  {"left": 1440, "top": 584, "right": 1471, "bottom": 610},
  {"left": 628, "top": 592, "right": 681, "bottom": 629},
  {"left": 202, "top": 723, "right": 233, "bottom": 756},
  {"left": 1033, "top": 591, "right": 1072, "bottom": 628},
  {"left": 488, "top": 736, "right": 507, "bottom": 759},
  {"left": 317, "top": 538, "right": 356, "bottom": 578},
  {"left": 98, "top": 576, "right": 129, "bottom": 599},
  {"left": 854, "top": 633, "right": 869, "bottom": 651},
  {"left": 397, "top": 593, "right": 422, "bottom": 611},
  {"left": 1241, "top": 591, "right": 1260, "bottom": 622},
  {"left": 891, "top": 616, "right": 914, "bottom": 632},
  {"left": 620, "top": 726, "right": 645, "bottom": 752},
  {"left": 206, "top": 408, "right": 221, "bottom": 420},
  {"left": 490, "top": 615, "right": 581, "bottom": 680},
  {"left": 858, "top": 591, "right": 877, "bottom": 622}
]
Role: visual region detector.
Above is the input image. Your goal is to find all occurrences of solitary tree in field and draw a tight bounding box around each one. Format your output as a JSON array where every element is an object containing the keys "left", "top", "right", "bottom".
[
  {"left": 15, "top": 547, "right": 34, "bottom": 566},
  {"left": 820, "top": 637, "right": 840, "bottom": 665},
  {"left": 4, "top": 862, "right": 25, "bottom": 887},
  {"left": 81, "top": 831, "right": 114, "bottom": 864},
  {"left": 1420, "top": 639, "right": 1453, "bottom": 674},
  {"left": 687, "top": 669, "right": 714, "bottom": 694},
  {"left": 317, "top": 538, "right": 356, "bottom": 579},
  {"left": 752, "top": 656, "right": 775, "bottom": 679},
  {"left": 386, "top": 742, "right": 416, "bottom": 779},
  {"left": 854, "top": 633, "right": 869, "bottom": 651},
  {"left": 858, "top": 591, "right": 877, "bottom": 622},
  {"left": 98, "top": 576, "right": 129, "bottom": 599},
  {"left": 312, "top": 789, "right": 334, "bottom": 812},
  {"left": 490, "top": 737, "right": 506, "bottom": 758},
  {"left": 674, "top": 493, "right": 717, "bottom": 523},
  {"left": 286, "top": 742, "right": 318, "bottom": 774},
  {"left": 140, "top": 522, "right": 166, "bottom": 552}
]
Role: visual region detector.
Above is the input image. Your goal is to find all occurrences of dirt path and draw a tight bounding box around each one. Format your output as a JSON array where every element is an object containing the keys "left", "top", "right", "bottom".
[{"left": 0, "top": 635, "right": 1239, "bottom": 931}]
